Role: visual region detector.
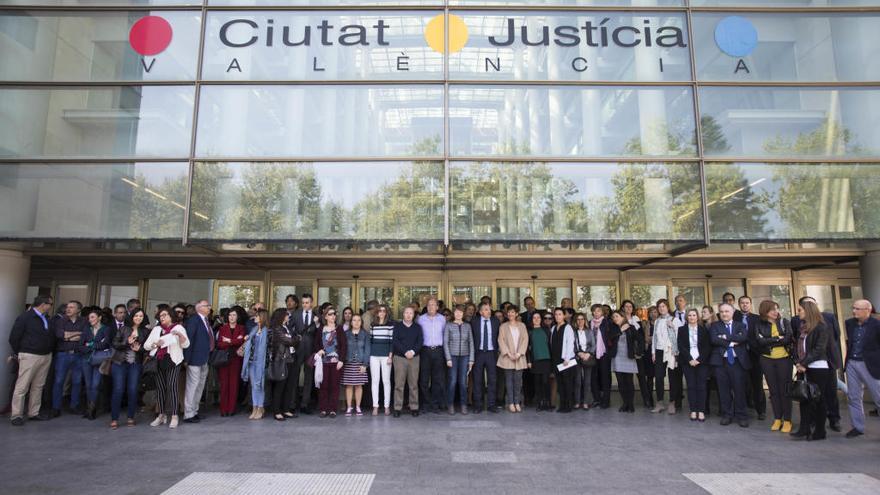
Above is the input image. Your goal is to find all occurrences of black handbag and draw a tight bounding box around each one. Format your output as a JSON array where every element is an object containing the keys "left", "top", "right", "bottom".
[
  {"left": 209, "top": 349, "right": 230, "bottom": 368},
  {"left": 142, "top": 355, "right": 158, "bottom": 375},
  {"left": 89, "top": 349, "right": 113, "bottom": 366},
  {"left": 266, "top": 354, "right": 288, "bottom": 381},
  {"left": 786, "top": 376, "right": 821, "bottom": 403}
]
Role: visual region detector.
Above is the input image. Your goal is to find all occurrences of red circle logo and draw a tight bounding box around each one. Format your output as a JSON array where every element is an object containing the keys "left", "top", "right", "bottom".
[{"left": 129, "top": 16, "right": 173, "bottom": 56}]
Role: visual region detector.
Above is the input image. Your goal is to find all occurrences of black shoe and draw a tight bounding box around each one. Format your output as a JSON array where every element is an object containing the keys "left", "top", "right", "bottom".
[
  {"left": 869, "top": 409, "right": 879, "bottom": 417},
  {"left": 10, "top": 417, "right": 24, "bottom": 426},
  {"left": 829, "top": 421, "right": 841, "bottom": 432},
  {"left": 738, "top": 420, "right": 749, "bottom": 428},
  {"left": 183, "top": 417, "right": 200, "bottom": 424},
  {"left": 393, "top": 410, "right": 401, "bottom": 418},
  {"left": 618, "top": 406, "right": 627, "bottom": 412},
  {"left": 87, "top": 403, "right": 97, "bottom": 421},
  {"left": 300, "top": 408, "right": 313, "bottom": 415},
  {"left": 808, "top": 432, "right": 826, "bottom": 441},
  {"left": 50, "top": 409, "right": 61, "bottom": 418},
  {"left": 720, "top": 417, "right": 732, "bottom": 426},
  {"left": 845, "top": 428, "right": 864, "bottom": 438},
  {"left": 472, "top": 407, "right": 483, "bottom": 414},
  {"left": 488, "top": 406, "right": 500, "bottom": 413},
  {"left": 29, "top": 413, "right": 50, "bottom": 421},
  {"left": 411, "top": 410, "right": 419, "bottom": 417},
  {"left": 757, "top": 413, "right": 766, "bottom": 421},
  {"left": 590, "top": 401, "right": 601, "bottom": 408},
  {"left": 194, "top": 414, "right": 206, "bottom": 421},
  {"left": 790, "top": 430, "right": 809, "bottom": 439}
]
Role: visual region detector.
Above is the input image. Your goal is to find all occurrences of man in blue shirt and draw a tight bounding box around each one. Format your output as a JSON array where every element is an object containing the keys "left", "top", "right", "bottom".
[
  {"left": 844, "top": 299, "right": 880, "bottom": 438},
  {"left": 417, "top": 297, "right": 446, "bottom": 413}
]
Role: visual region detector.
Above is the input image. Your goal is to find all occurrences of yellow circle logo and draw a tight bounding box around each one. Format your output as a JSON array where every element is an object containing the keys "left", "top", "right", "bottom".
[{"left": 424, "top": 14, "right": 468, "bottom": 54}]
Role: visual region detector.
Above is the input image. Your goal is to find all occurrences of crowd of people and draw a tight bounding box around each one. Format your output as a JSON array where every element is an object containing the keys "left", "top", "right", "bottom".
[{"left": 7, "top": 290, "right": 880, "bottom": 441}]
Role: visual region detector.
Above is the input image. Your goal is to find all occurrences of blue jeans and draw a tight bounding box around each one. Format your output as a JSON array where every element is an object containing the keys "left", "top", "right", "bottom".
[
  {"left": 447, "top": 355, "right": 470, "bottom": 406},
  {"left": 52, "top": 352, "right": 84, "bottom": 410},
  {"left": 82, "top": 360, "right": 103, "bottom": 404},
  {"left": 249, "top": 363, "right": 265, "bottom": 407},
  {"left": 111, "top": 361, "right": 142, "bottom": 420}
]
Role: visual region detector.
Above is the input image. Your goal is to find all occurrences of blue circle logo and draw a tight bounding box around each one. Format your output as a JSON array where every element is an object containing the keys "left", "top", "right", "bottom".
[{"left": 715, "top": 16, "right": 758, "bottom": 58}]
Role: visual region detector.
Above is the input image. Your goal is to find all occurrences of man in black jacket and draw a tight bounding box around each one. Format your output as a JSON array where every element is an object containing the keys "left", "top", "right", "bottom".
[
  {"left": 791, "top": 295, "right": 843, "bottom": 432},
  {"left": 735, "top": 296, "right": 766, "bottom": 420},
  {"left": 843, "top": 299, "right": 880, "bottom": 438},
  {"left": 711, "top": 303, "right": 752, "bottom": 427},
  {"left": 470, "top": 302, "right": 500, "bottom": 413},
  {"left": 290, "top": 294, "right": 317, "bottom": 415},
  {"left": 9, "top": 295, "right": 55, "bottom": 425}
]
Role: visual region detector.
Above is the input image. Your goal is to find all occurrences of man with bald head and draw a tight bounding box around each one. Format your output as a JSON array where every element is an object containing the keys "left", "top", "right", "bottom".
[{"left": 843, "top": 299, "right": 880, "bottom": 438}]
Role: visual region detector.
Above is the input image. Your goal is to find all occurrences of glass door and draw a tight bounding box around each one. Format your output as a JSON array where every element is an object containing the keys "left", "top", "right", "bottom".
[
  {"left": 317, "top": 281, "right": 354, "bottom": 311},
  {"left": 496, "top": 281, "right": 532, "bottom": 311},
  {"left": 271, "top": 280, "right": 314, "bottom": 311},
  {"left": 672, "top": 279, "right": 709, "bottom": 309},
  {"left": 629, "top": 283, "right": 668, "bottom": 317},
  {"left": 749, "top": 281, "right": 793, "bottom": 319},
  {"left": 709, "top": 279, "right": 746, "bottom": 311},
  {"left": 396, "top": 283, "right": 439, "bottom": 318},
  {"left": 357, "top": 280, "right": 394, "bottom": 313},
  {"left": 214, "top": 280, "right": 263, "bottom": 309},
  {"left": 98, "top": 283, "right": 140, "bottom": 308},
  {"left": 448, "top": 283, "right": 492, "bottom": 307},
  {"left": 535, "top": 281, "right": 573, "bottom": 311},
  {"left": 575, "top": 281, "right": 618, "bottom": 313}
]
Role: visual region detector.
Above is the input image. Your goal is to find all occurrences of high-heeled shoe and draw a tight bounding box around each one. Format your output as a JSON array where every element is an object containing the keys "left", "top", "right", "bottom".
[{"left": 150, "top": 414, "right": 166, "bottom": 427}]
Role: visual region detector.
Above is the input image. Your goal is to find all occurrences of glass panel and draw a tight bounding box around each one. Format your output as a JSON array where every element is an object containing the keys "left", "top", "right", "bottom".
[
  {"left": 217, "top": 283, "right": 261, "bottom": 309},
  {"left": 0, "top": 162, "right": 189, "bottom": 239},
  {"left": 0, "top": 86, "right": 194, "bottom": 159},
  {"left": 450, "top": 162, "right": 704, "bottom": 241},
  {"left": 188, "top": 161, "right": 444, "bottom": 241},
  {"left": 449, "top": 285, "right": 492, "bottom": 306},
  {"left": 450, "top": 11, "right": 690, "bottom": 82},
  {"left": 272, "top": 282, "right": 312, "bottom": 311},
  {"left": 692, "top": 0, "right": 880, "bottom": 5},
  {"left": 396, "top": 284, "right": 437, "bottom": 318},
  {"left": 317, "top": 284, "right": 352, "bottom": 310},
  {"left": 496, "top": 284, "right": 531, "bottom": 311},
  {"left": 0, "top": 11, "right": 200, "bottom": 82},
  {"left": 803, "top": 285, "right": 837, "bottom": 315},
  {"left": 629, "top": 284, "right": 667, "bottom": 312},
  {"left": 693, "top": 13, "right": 880, "bottom": 82},
  {"left": 195, "top": 85, "right": 443, "bottom": 158},
  {"left": 751, "top": 284, "right": 792, "bottom": 319},
  {"left": 672, "top": 284, "right": 707, "bottom": 308},
  {"left": 451, "top": 0, "right": 683, "bottom": 4},
  {"left": 450, "top": 85, "right": 696, "bottom": 158},
  {"left": 839, "top": 285, "right": 864, "bottom": 320},
  {"left": 575, "top": 283, "right": 617, "bottom": 313},
  {"left": 202, "top": 11, "right": 442, "bottom": 81},
  {"left": 0, "top": 0, "right": 199, "bottom": 5},
  {"left": 705, "top": 163, "right": 880, "bottom": 241},
  {"left": 698, "top": 87, "right": 880, "bottom": 158},
  {"left": 98, "top": 284, "right": 138, "bottom": 308},
  {"left": 56, "top": 284, "right": 89, "bottom": 306},
  {"left": 535, "top": 284, "right": 572, "bottom": 311},
  {"left": 210, "top": 0, "right": 440, "bottom": 5},
  {"left": 146, "top": 279, "right": 213, "bottom": 312},
  {"left": 710, "top": 282, "right": 744, "bottom": 311},
  {"left": 358, "top": 284, "right": 394, "bottom": 312}
]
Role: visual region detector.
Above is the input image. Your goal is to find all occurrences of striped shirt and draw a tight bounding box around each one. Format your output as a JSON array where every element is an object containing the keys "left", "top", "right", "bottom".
[{"left": 370, "top": 321, "right": 394, "bottom": 357}]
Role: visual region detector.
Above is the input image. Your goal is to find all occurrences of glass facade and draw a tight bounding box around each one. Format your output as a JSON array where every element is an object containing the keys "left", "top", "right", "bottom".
[{"left": 1, "top": 1, "right": 879, "bottom": 247}]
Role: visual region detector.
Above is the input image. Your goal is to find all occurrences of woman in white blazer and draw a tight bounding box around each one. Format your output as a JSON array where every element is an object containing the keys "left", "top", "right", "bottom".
[{"left": 144, "top": 307, "right": 190, "bottom": 428}]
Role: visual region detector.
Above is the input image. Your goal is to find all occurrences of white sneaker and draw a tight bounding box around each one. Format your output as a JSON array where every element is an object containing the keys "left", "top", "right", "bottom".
[
  {"left": 169, "top": 415, "right": 179, "bottom": 428},
  {"left": 150, "top": 415, "right": 166, "bottom": 427}
]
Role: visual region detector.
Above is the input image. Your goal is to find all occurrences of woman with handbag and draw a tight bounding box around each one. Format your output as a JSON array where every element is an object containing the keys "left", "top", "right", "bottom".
[
  {"left": 792, "top": 300, "right": 832, "bottom": 441},
  {"left": 241, "top": 309, "right": 269, "bottom": 420},
  {"left": 753, "top": 300, "right": 794, "bottom": 433},
  {"left": 677, "top": 309, "right": 711, "bottom": 422},
  {"left": 268, "top": 308, "right": 298, "bottom": 421},
  {"left": 343, "top": 314, "right": 370, "bottom": 416},
  {"left": 610, "top": 310, "right": 641, "bottom": 413},
  {"left": 572, "top": 312, "right": 596, "bottom": 410},
  {"left": 528, "top": 312, "right": 553, "bottom": 411},
  {"left": 143, "top": 308, "right": 189, "bottom": 428},
  {"left": 622, "top": 299, "right": 653, "bottom": 410},
  {"left": 216, "top": 306, "right": 246, "bottom": 417},
  {"left": 80, "top": 309, "right": 112, "bottom": 421},
  {"left": 652, "top": 299, "right": 681, "bottom": 415},
  {"left": 109, "top": 308, "right": 148, "bottom": 429},
  {"left": 314, "top": 307, "right": 347, "bottom": 418}
]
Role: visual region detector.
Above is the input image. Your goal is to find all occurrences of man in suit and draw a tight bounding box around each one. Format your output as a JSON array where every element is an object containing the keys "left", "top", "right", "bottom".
[
  {"left": 470, "top": 301, "right": 500, "bottom": 413},
  {"left": 9, "top": 295, "right": 56, "bottom": 425},
  {"left": 734, "top": 296, "right": 766, "bottom": 420},
  {"left": 844, "top": 299, "right": 880, "bottom": 438},
  {"left": 520, "top": 296, "right": 536, "bottom": 330},
  {"left": 284, "top": 294, "right": 299, "bottom": 324},
  {"left": 183, "top": 299, "right": 214, "bottom": 423},
  {"left": 672, "top": 295, "right": 688, "bottom": 328},
  {"left": 791, "top": 295, "right": 843, "bottom": 431},
  {"left": 290, "top": 294, "right": 318, "bottom": 415},
  {"left": 710, "top": 303, "right": 752, "bottom": 427}
]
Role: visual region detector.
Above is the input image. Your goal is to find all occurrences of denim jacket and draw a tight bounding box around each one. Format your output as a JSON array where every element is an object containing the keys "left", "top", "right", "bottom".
[
  {"left": 345, "top": 329, "right": 371, "bottom": 365},
  {"left": 240, "top": 326, "right": 268, "bottom": 388}
]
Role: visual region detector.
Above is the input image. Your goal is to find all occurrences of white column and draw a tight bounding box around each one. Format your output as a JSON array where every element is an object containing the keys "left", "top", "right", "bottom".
[
  {"left": 0, "top": 249, "right": 30, "bottom": 411},
  {"left": 860, "top": 250, "right": 880, "bottom": 309}
]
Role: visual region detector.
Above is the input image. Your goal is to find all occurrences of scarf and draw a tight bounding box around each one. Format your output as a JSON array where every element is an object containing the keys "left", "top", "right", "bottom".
[
  {"left": 592, "top": 318, "right": 606, "bottom": 359},
  {"left": 156, "top": 324, "right": 174, "bottom": 361}
]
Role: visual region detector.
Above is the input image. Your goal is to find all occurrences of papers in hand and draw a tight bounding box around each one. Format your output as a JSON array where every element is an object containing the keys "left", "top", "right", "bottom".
[{"left": 556, "top": 360, "right": 577, "bottom": 372}]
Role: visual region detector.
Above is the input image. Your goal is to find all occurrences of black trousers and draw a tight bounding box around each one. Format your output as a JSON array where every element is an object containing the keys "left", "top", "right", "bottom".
[
  {"left": 761, "top": 356, "right": 793, "bottom": 421},
  {"left": 270, "top": 363, "right": 296, "bottom": 415},
  {"left": 746, "top": 351, "right": 767, "bottom": 415},
  {"left": 472, "top": 350, "right": 497, "bottom": 409},
  {"left": 591, "top": 355, "right": 612, "bottom": 405},
  {"left": 682, "top": 363, "right": 709, "bottom": 413},
  {"left": 532, "top": 370, "right": 551, "bottom": 406},
  {"left": 654, "top": 350, "right": 682, "bottom": 407},
  {"left": 555, "top": 367, "right": 575, "bottom": 410},
  {"left": 823, "top": 369, "right": 841, "bottom": 424},
  {"left": 715, "top": 360, "right": 748, "bottom": 421},
  {"left": 636, "top": 357, "right": 654, "bottom": 407},
  {"left": 800, "top": 368, "right": 832, "bottom": 437},
  {"left": 291, "top": 350, "right": 314, "bottom": 411},
  {"left": 616, "top": 372, "right": 635, "bottom": 408},
  {"left": 419, "top": 347, "right": 446, "bottom": 409}
]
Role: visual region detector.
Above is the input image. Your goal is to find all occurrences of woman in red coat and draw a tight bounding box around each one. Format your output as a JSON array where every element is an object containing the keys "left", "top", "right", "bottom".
[{"left": 217, "top": 306, "right": 247, "bottom": 416}]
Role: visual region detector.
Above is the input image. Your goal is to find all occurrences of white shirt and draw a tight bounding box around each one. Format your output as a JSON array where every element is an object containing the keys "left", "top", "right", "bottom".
[{"left": 688, "top": 325, "right": 699, "bottom": 361}]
